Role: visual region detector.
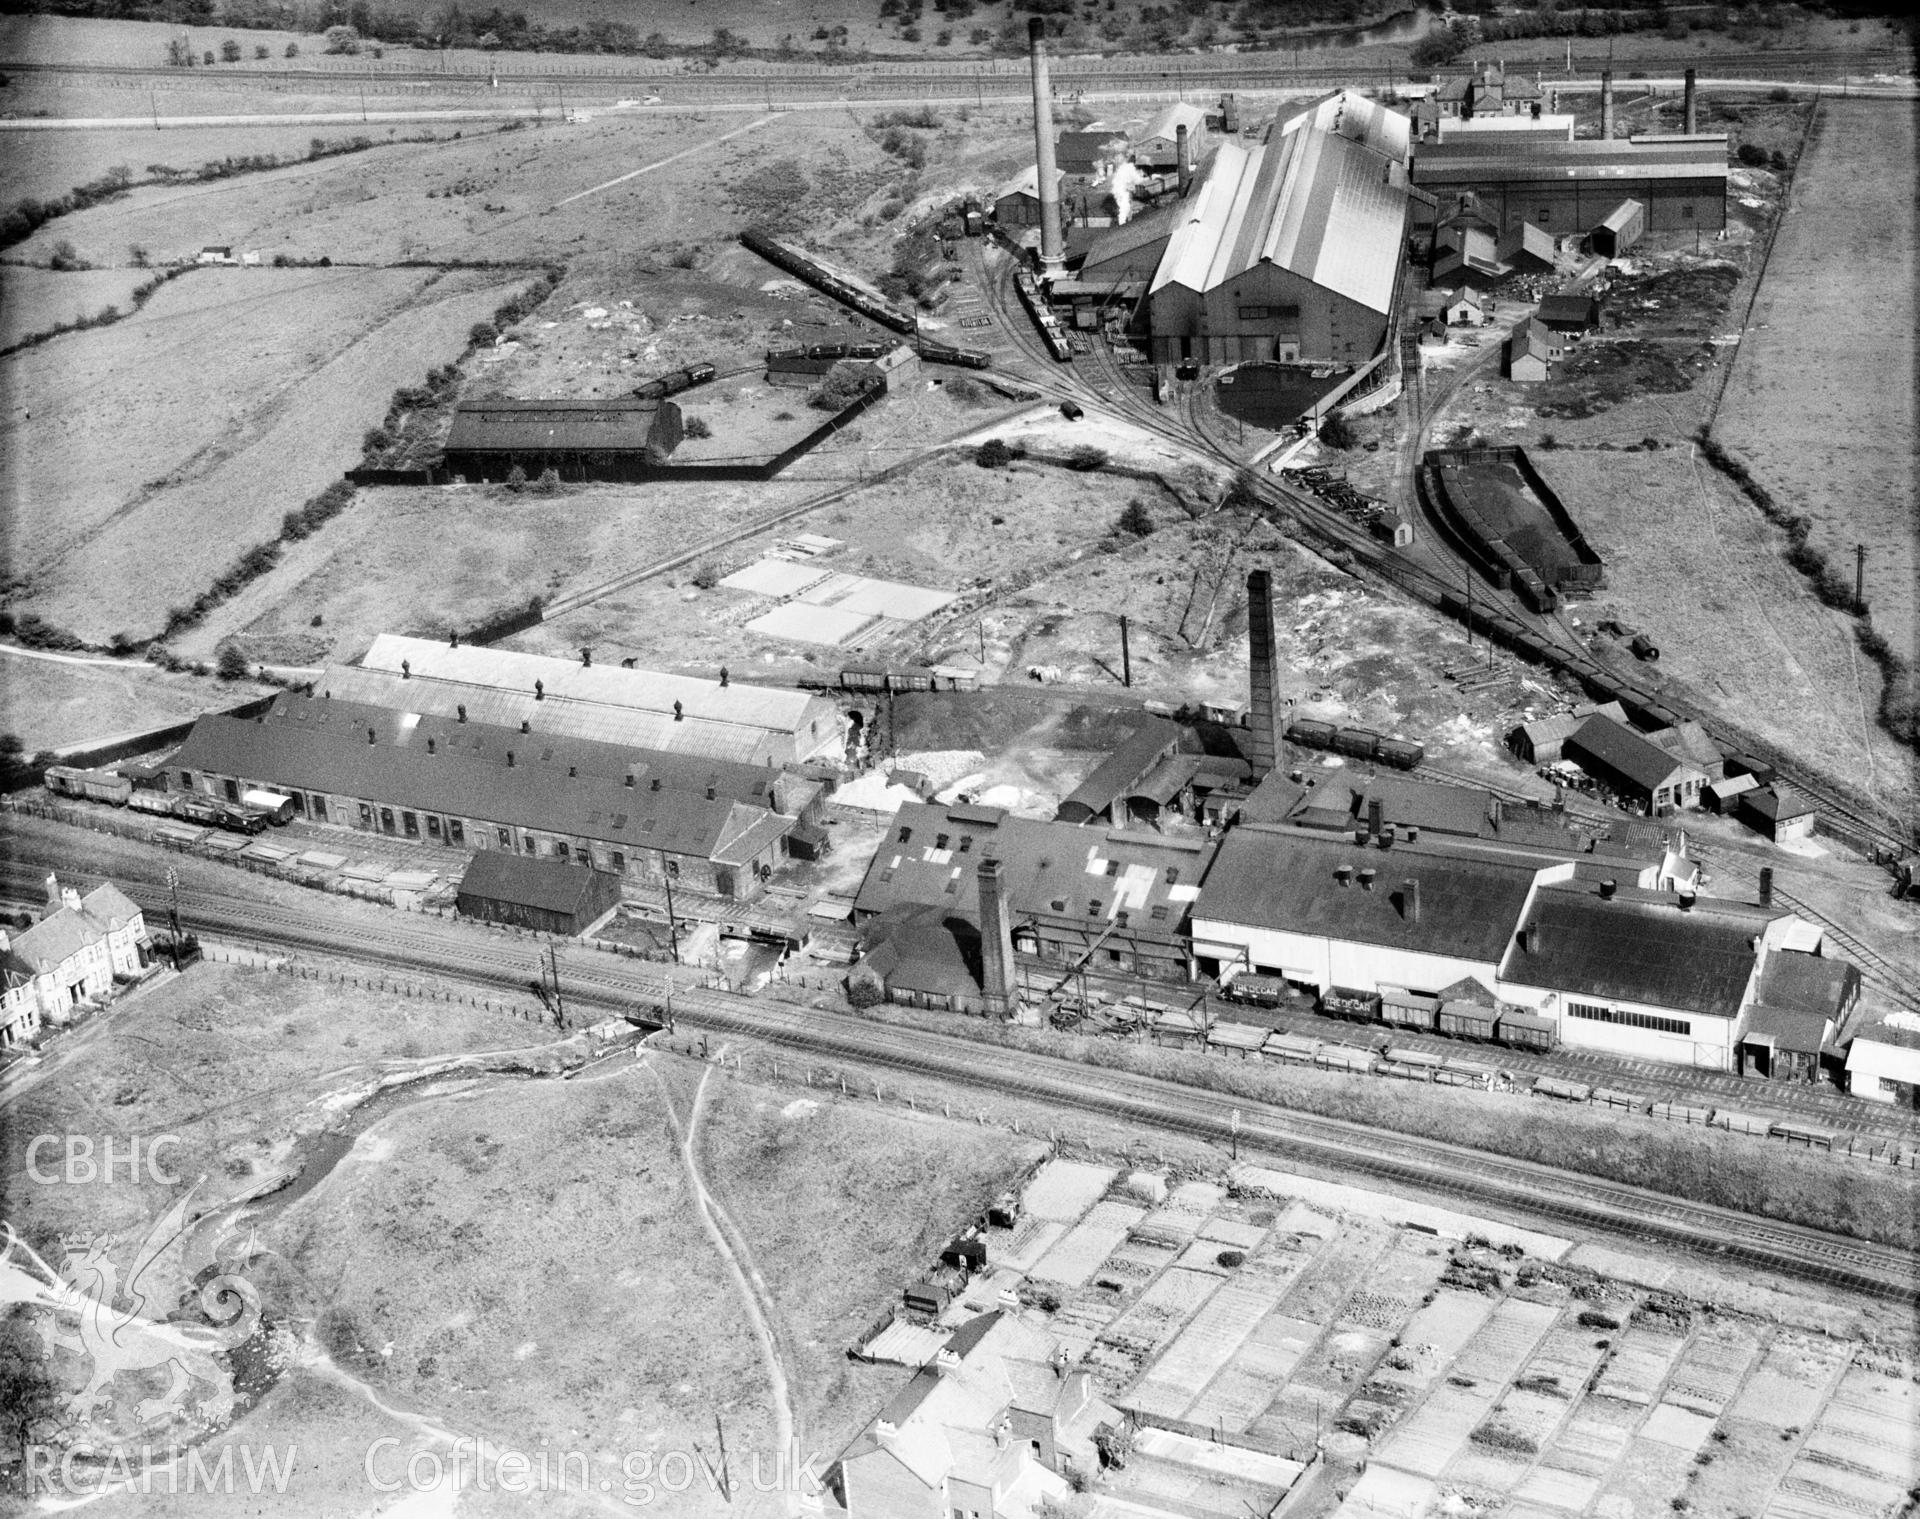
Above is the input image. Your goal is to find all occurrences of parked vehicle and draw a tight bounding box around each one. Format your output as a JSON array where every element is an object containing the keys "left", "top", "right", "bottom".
[{"left": 44, "top": 765, "right": 132, "bottom": 806}]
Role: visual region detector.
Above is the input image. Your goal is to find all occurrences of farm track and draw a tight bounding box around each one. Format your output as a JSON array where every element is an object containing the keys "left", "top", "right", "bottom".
[{"left": 0, "top": 845, "right": 1912, "bottom": 1304}]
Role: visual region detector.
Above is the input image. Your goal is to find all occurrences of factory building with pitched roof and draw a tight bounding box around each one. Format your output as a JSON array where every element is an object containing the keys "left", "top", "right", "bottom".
[{"left": 1145, "top": 122, "right": 1412, "bottom": 367}]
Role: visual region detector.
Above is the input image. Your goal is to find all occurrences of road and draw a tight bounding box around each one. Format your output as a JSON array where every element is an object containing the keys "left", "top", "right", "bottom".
[{"left": 2, "top": 826, "right": 1912, "bottom": 1304}]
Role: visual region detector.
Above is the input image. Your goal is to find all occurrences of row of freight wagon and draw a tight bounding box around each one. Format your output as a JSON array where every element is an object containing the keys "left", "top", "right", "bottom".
[
  {"left": 631, "top": 361, "right": 717, "bottom": 401},
  {"left": 44, "top": 764, "right": 291, "bottom": 834},
  {"left": 1223, "top": 973, "right": 1556, "bottom": 1053},
  {"left": 738, "top": 229, "right": 990, "bottom": 369},
  {"left": 1013, "top": 267, "right": 1074, "bottom": 363},
  {"left": 1284, "top": 719, "right": 1425, "bottom": 771}
]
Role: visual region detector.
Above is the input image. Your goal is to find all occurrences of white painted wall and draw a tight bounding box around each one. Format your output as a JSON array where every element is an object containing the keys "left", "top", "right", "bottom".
[
  {"left": 1192, "top": 918, "right": 1501, "bottom": 999},
  {"left": 1499, "top": 981, "right": 1737, "bottom": 1071}
]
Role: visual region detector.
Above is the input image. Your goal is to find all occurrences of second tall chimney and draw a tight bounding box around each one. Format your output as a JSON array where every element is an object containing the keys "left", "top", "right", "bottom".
[
  {"left": 1246, "top": 568, "right": 1284, "bottom": 778},
  {"left": 1027, "top": 18, "right": 1066, "bottom": 279},
  {"left": 1683, "top": 67, "right": 1698, "bottom": 134},
  {"left": 1176, "top": 122, "right": 1193, "bottom": 195},
  {"left": 1600, "top": 69, "right": 1614, "bottom": 140},
  {"left": 1758, "top": 866, "right": 1774, "bottom": 908},
  {"left": 977, "top": 857, "right": 1022, "bottom": 1021}
]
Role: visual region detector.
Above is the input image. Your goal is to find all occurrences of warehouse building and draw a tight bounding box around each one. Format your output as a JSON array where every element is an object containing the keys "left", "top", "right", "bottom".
[
  {"left": 164, "top": 694, "right": 796, "bottom": 900},
  {"left": 1562, "top": 714, "right": 1706, "bottom": 813},
  {"left": 1053, "top": 717, "right": 1184, "bottom": 825},
  {"left": 440, "top": 397, "right": 683, "bottom": 482},
  {"left": 1497, "top": 877, "right": 1812, "bottom": 1074},
  {"left": 993, "top": 163, "right": 1070, "bottom": 230},
  {"left": 1190, "top": 824, "right": 1556, "bottom": 997},
  {"left": 340, "top": 634, "right": 847, "bottom": 768},
  {"left": 853, "top": 801, "right": 1216, "bottom": 985},
  {"left": 1410, "top": 136, "right": 1728, "bottom": 237},
  {"left": 455, "top": 851, "right": 622, "bottom": 936},
  {"left": 1146, "top": 123, "right": 1411, "bottom": 366},
  {"left": 1280, "top": 89, "right": 1412, "bottom": 167},
  {"left": 1842, "top": 1009, "right": 1920, "bottom": 1105}
]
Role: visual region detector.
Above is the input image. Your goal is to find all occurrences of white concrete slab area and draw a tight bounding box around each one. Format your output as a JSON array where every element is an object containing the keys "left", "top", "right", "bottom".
[
  {"left": 743, "top": 601, "right": 875, "bottom": 646},
  {"left": 719, "top": 557, "right": 830, "bottom": 597}
]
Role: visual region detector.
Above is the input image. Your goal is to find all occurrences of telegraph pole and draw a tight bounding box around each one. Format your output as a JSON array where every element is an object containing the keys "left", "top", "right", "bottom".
[
  {"left": 165, "top": 866, "right": 182, "bottom": 970},
  {"left": 1854, "top": 543, "right": 1867, "bottom": 610},
  {"left": 547, "top": 943, "right": 566, "bottom": 1028},
  {"left": 664, "top": 871, "right": 680, "bottom": 964}
]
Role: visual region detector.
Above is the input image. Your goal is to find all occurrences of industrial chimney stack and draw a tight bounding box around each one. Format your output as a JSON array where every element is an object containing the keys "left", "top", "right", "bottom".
[
  {"left": 1027, "top": 18, "right": 1066, "bottom": 280},
  {"left": 1683, "top": 67, "right": 1698, "bottom": 135},
  {"left": 977, "top": 857, "right": 1022, "bottom": 1021},
  {"left": 1246, "top": 569, "right": 1284, "bottom": 778},
  {"left": 1600, "top": 69, "right": 1615, "bottom": 140},
  {"left": 1176, "top": 123, "right": 1193, "bottom": 196}
]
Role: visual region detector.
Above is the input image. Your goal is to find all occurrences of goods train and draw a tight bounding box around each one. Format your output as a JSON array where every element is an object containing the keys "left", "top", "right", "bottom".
[
  {"left": 739, "top": 229, "right": 919, "bottom": 335},
  {"left": 1284, "top": 719, "right": 1425, "bottom": 771},
  {"left": 632, "top": 361, "right": 717, "bottom": 401},
  {"left": 45, "top": 764, "right": 273, "bottom": 834},
  {"left": 917, "top": 338, "right": 992, "bottom": 370},
  {"left": 45, "top": 765, "right": 133, "bottom": 805},
  {"left": 1012, "top": 268, "right": 1073, "bottom": 362},
  {"left": 835, "top": 663, "right": 979, "bottom": 694}
]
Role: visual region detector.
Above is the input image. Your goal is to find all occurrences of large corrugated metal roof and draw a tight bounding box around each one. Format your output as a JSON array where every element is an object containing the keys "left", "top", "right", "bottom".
[
  {"left": 1281, "top": 90, "right": 1412, "bottom": 166},
  {"left": 457, "top": 850, "right": 609, "bottom": 916},
  {"left": 354, "top": 636, "right": 841, "bottom": 764},
  {"left": 1150, "top": 126, "right": 1409, "bottom": 316},
  {"left": 1412, "top": 136, "right": 1729, "bottom": 185}
]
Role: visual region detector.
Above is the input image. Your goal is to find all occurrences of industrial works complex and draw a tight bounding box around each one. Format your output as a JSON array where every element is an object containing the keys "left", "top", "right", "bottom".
[{"left": 117, "top": 556, "right": 1909, "bottom": 1101}]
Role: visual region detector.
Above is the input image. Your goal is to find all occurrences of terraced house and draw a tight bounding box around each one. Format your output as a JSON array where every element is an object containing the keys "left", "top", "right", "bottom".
[{"left": 0, "top": 875, "right": 148, "bottom": 1047}]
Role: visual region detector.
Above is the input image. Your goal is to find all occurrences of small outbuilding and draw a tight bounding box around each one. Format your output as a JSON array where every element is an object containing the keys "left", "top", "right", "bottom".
[
  {"left": 1590, "top": 198, "right": 1647, "bottom": 258},
  {"left": 1738, "top": 785, "right": 1817, "bottom": 844},
  {"left": 1506, "top": 316, "right": 1562, "bottom": 382},
  {"left": 1536, "top": 293, "right": 1602, "bottom": 334},
  {"left": 1441, "top": 287, "right": 1485, "bottom": 326},
  {"left": 456, "top": 851, "right": 623, "bottom": 936},
  {"left": 1562, "top": 715, "right": 1705, "bottom": 813},
  {"left": 1496, "top": 221, "right": 1558, "bottom": 272}
]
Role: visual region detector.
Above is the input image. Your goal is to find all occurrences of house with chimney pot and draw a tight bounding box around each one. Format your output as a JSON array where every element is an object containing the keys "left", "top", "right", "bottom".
[
  {"left": 829, "top": 1310, "right": 1117, "bottom": 1519},
  {"left": 1, "top": 874, "right": 150, "bottom": 1047}
]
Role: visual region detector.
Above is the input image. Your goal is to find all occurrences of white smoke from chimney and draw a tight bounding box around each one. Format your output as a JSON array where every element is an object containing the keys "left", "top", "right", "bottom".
[{"left": 1109, "top": 159, "right": 1141, "bottom": 225}]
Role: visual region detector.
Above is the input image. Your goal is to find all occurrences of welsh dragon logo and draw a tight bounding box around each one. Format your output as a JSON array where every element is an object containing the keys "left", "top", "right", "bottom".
[{"left": 1, "top": 1184, "right": 265, "bottom": 1447}]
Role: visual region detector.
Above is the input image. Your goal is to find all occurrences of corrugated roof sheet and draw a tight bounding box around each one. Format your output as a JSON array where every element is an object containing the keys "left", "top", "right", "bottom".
[
  {"left": 1280, "top": 89, "right": 1412, "bottom": 165},
  {"left": 1501, "top": 880, "right": 1775, "bottom": 1020},
  {"left": 353, "top": 635, "right": 841, "bottom": 764},
  {"left": 1140, "top": 101, "right": 1207, "bottom": 147},
  {"left": 1150, "top": 126, "right": 1409, "bottom": 315},
  {"left": 1054, "top": 718, "right": 1183, "bottom": 822},
  {"left": 1754, "top": 950, "right": 1858, "bottom": 1020},
  {"left": 1412, "top": 136, "right": 1728, "bottom": 186},
  {"left": 1195, "top": 828, "right": 1542, "bottom": 965}
]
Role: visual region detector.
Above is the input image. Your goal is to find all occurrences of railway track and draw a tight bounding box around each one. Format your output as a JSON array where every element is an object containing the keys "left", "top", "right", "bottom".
[
  {"left": 2, "top": 845, "right": 1911, "bottom": 1302},
  {"left": 2, "top": 47, "right": 1905, "bottom": 97}
]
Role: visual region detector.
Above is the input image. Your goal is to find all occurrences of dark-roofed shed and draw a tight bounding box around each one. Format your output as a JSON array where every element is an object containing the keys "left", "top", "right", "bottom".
[{"left": 457, "top": 851, "right": 622, "bottom": 935}]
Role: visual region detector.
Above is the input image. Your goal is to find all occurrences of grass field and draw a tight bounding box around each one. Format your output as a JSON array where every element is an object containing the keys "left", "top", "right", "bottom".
[
  {"left": 3, "top": 263, "right": 529, "bottom": 643},
  {"left": 0, "top": 266, "right": 155, "bottom": 350},
  {"left": 0, "top": 648, "right": 267, "bottom": 751},
  {"left": 0, "top": 961, "right": 551, "bottom": 1251},
  {"left": 1713, "top": 99, "right": 1916, "bottom": 702},
  {"left": 693, "top": 1067, "right": 1044, "bottom": 1457}
]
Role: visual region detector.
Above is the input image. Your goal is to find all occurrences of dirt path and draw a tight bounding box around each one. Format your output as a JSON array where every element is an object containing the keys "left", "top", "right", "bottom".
[
  {"left": 551, "top": 113, "right": 783, "bottom": 207},
  {"left": 653, "top": 1058, "right": 802, "bottom": 1519}
]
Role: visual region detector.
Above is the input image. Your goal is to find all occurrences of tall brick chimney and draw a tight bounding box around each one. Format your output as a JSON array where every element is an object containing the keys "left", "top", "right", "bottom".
[
  {"left": 1600, "top": 69, "right": 1615, "bottom": 140},
  {"left": 1176, "top": 122, "right": 1193, "bottom": 195},
  {"left": 977, "top": 857, "right": 1021, "bottom": 1021},
  {"left": 1028, "top": 18, "right": 1065, "bottom": 279},
  {"left": 1246, "top": 568, "right": 1284, "bottom": 778},
  {"left": 1683, "top": 67, "right": 1698, "bottom": 134}
]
